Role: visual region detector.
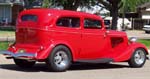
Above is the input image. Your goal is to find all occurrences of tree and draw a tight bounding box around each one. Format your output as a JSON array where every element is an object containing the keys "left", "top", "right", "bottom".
[
  {"left": 98, "top": 0, "right": 123, "bottom": 30},
  {"left": 122, "top": 0, "right": 150, "bottom": 12},
  {"left": 50, "top": 0, "right": 96, "bottom": 11}
]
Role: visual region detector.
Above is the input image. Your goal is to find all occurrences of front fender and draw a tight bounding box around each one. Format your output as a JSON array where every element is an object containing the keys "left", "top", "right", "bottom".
[
  {"left": 114, "top": 42, "right": 148, "bottom": 62},
  {"left": 130, "top": 42, "right": 149, "bottom": 54},
  {"left": 129, "top": 42, "right": 148, "bottom": 54}
]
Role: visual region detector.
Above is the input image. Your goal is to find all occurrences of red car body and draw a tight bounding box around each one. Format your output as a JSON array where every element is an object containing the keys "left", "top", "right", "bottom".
[{"left": 0, "top": 9, "right": 149, "bottom": 72}]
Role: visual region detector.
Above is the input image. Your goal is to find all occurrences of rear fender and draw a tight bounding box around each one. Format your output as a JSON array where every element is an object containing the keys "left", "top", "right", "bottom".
[
  {"left": 37, "top": 40, "right": 78, "bottom": 61},
  {"left": 114, "top": 42, "right": 148, "bottom": 62}
]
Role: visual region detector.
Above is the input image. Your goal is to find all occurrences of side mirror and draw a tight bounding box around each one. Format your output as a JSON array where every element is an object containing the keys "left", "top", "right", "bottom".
[
  {"left": 104, "top": 20, "right": 111, "bottom": 29},
  {"left": 129, "top": 37, "right": 137, "bottom": 43},
  {"left": 104, "top": 20, "right": 110, "bottom": 25}
]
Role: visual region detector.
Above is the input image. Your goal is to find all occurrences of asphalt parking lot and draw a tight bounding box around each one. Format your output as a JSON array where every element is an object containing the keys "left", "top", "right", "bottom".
[{"left": 0, "top": 55, "right": 150, "bottom": 79}]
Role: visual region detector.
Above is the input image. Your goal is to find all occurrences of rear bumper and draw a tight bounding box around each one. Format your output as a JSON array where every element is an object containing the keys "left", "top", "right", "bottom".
[{"left": 0, "top": 50, "right": 36, "bottom": 60}]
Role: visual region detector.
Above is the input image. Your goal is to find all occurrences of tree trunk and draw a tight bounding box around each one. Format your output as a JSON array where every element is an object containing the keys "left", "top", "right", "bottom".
[
  {"left": 111, "top": 9, "right": 118, "bottom": 30},
  {"left": 23, "top": 0, "right": 30, "bottom": 9},
  {"left": 111, "top": 2, "right": 119, "bottom": 30}
]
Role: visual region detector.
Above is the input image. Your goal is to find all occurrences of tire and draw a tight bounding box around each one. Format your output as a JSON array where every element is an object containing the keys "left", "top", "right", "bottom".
[
  {"left": 14, "top": 59, "right": 35, "bottom": 68},
  {"left": 145, "top": 31, "right": 150, "bottom": 34},
  {"left": 128, "top": 48, "right": 146, "bottom": 68},
  {"left": 46, "top": 45, "right": 72, "bottom": 72}
]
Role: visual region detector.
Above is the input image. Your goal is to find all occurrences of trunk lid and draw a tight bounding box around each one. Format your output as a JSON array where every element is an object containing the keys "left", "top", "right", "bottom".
[{"left": 16, "top": 13, "right": 53, "bottom": 45}]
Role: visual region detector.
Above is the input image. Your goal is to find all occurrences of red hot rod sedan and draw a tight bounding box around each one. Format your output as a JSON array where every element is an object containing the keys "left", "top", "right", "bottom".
[{"left": 0, "top": 9, "right": 149, "bottom": 72}]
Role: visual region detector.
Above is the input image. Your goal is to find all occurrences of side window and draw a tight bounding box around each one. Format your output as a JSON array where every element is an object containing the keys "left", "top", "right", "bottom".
[
  {"left": 84, "top": 19, "right": 102, "bottom": 29},
  {"left": 56, "top": 17, "right": 80, "bottom": 28},
  {"left": 21, "top": 15, "right": 38, "bottom": 22}
]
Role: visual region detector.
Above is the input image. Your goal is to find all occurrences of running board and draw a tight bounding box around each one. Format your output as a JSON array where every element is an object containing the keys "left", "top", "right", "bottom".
[{"left": 76, "top": 58, "right": 114, "bottom": 64}]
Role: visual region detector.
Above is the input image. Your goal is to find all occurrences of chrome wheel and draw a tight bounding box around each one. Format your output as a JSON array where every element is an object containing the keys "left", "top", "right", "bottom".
[
  {"left": 128, "top": 48, "right": 146, "bottom": 68},
  {"left": 46, "top": 45, "right": 72, "bottom": 72},
  {"left": 54, "top": 51, "right": 69, "bottom": 68},
  {"left": 134, "top": 50, "right": 145, "bottom": 65}
]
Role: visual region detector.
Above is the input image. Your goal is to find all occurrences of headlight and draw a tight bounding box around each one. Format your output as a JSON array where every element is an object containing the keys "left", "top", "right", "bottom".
[
  {"left": 18, "top": 49, "right": 26, "bottom": 53},
  {"left": 129, "top": 37, "right": 137, "bottom": 43}
]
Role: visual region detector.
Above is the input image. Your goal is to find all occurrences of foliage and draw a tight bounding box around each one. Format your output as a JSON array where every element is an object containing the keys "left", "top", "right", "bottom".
[
  {"left": 121, "top": 0, "right": 150, "bottom": 12},
  {"left": 50, "top": 0, "right": 96, "bottom": 10},
  {"left": 42, "top": 0, "right": 51, "bottom": 8},
  {"left": 98, "top": 0, "right": 123, "bottom": 30}
]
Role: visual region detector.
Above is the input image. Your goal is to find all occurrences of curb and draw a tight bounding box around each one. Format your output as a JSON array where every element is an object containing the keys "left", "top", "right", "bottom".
[{"left": 0, "top": 37, "right": 15, "bottom": 42}]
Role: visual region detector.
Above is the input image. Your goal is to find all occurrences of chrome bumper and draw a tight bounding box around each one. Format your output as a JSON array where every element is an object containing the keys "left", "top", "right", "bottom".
[{"left": 0, "top": 50, "right": 36, "bottom": 60}]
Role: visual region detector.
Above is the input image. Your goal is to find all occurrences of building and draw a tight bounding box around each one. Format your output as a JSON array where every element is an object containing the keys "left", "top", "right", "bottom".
[
  {"left": 134, "top": 2, "right": 150, "bottom": 29},
  {"left": 0, "top": 0, "right": 24, "bottom": 25},
  {"left": 138, "top": 2, "right": 150, "bottom": 19}
]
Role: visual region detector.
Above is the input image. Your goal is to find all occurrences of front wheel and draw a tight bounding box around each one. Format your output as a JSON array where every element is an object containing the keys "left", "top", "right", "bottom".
[
  {"left": 46, "top": 45, "right": 72, "bottom": 72},
  {"left": 128, "top": 48, "right": 146, "bottom": 68}
]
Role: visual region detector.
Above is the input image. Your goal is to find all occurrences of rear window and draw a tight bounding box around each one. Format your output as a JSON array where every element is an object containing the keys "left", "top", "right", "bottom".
[{"left": 21, "top": 15, "right": 38, "bottom": 22}]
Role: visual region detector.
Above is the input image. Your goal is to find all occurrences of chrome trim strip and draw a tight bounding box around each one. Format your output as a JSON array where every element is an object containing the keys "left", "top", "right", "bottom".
[{"left": 0, "top": 50, "right": 35, "bottom": 59}]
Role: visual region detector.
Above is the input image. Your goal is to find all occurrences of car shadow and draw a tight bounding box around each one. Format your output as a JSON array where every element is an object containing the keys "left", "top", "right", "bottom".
[
  {"left": 69, "top": 63, "right": 129, "bottom": 71},
  {"left": 0, "top": 63, "right": 129, "bottom": 72}
]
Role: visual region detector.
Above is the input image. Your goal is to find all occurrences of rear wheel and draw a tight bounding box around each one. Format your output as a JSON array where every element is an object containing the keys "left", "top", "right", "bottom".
[
  {"left": 14, "top": 59, "right": 35, "bottom": 68},
  {"left": 128, "top": 48, "right": 146, "bottom": 68},
  {"left": 46, "top": 45, "right": 72, "bottom": 72}
]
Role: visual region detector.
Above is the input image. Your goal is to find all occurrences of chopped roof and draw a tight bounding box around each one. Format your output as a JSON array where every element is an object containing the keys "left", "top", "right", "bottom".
[{"left": 21, "top": 8, "right": 102, "bottom": 19}]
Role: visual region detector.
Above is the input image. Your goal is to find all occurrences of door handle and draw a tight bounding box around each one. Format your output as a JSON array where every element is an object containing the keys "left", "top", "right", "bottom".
[{"left": 104, "top": 30, "right": 109, "bottom": 38}]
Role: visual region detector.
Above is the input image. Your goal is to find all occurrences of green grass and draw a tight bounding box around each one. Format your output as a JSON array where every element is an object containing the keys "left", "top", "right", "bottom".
[
  {"left": 138, "top": 39, "right": 150, "bottom": 49},
  {"left": 0, "top": 30, "right": 15, "bottom": 50},
  {"left": 0, "top": 42, "right": 9, "bottom": 50}
]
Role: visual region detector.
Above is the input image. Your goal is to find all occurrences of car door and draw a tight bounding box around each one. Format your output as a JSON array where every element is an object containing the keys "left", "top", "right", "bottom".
[
  {"left": 80, "top": 18, "right": 111, "bottom": 59},
  {"left": 55, "top": 16, "right": 82, "bottom": 58}
]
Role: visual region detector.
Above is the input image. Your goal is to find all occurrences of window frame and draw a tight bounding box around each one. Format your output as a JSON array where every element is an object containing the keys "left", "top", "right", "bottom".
[
  {"left": 21, "top": 14, "right": 38, "bottom": 22},
  {"left": 56, "top": 16, "right": 80, "bottom": 28},
  {"left": 84, "top": 18, "right": 102, "bottom": 29}
]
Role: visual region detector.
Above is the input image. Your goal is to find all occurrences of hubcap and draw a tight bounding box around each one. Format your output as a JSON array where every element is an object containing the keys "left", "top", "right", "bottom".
[
  {"left": 134, "top": 50, "right": 145, "bottom": 65},
  {"left": 54, "top": 51, "right": 69, "bottom": 68}
]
